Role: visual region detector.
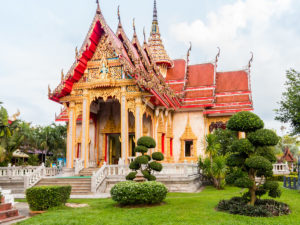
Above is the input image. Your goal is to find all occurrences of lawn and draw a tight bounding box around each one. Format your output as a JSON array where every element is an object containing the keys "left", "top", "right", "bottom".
[{"left": 18, "top": 185, "right": 300, "bottom": 225}]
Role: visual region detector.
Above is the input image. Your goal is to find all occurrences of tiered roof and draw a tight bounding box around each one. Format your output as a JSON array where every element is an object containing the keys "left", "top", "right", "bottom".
[{"left": 51, "top": 1, "right": 253, "bottom": 121}]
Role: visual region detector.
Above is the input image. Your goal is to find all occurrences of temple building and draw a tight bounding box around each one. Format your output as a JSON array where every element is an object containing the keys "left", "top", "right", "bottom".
[{"left": 49, "top": 1, "right": 253, "bottom": 169}]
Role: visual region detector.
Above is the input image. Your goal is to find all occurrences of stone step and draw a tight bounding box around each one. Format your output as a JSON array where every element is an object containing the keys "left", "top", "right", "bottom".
[
  {"left": 0, "top": 215, "right": 25, "bottom": 224},
  {"left": 0, "top": 209, "right": 19, "bottom": 220},
  {"left": 0, "top": 203, "right": 12, "bottom": 212}
]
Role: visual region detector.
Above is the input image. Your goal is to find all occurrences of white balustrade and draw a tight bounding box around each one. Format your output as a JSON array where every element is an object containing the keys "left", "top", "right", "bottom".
[
  {"left": 45, "top": 167, "right": 59, "bottom": 177},
  {"left": 273, "top": 162, "right": 290, "bottom": 175},
  {"left": 24, "top": 164, "right": 45, "bottom": 189},
  {"left": 74, "top": 158, "right": 84, "bottom": 175},
  {"left": 127, "top": 157, "right": 136, "bottom": 164},
  {"left": 90, "top": 162, "right": 199, "bottom": 193},
  {"left": 89, "top": 161, "right": 97, "bottom": 168},
  {"left": 0, "top": 166, "right": 40, "bottom": 178}
]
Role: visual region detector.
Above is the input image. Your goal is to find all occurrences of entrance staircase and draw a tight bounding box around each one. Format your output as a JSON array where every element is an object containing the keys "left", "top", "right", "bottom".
[
  {"left": 36, "top": 178, "right": 92, "bottom": 195},
  {"left": 78, "top": 168, "right": 99, "bottom": 177},
  {"left": 0, "top": 202, "right": 24, "bottom": 223}
]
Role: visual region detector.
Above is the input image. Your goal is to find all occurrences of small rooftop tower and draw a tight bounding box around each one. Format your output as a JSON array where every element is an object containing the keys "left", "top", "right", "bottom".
[{"left": 148, "top": 0, "right": 173, "bottom": 77}]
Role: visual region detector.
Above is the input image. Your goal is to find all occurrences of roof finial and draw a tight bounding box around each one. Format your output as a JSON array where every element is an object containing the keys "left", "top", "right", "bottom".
[
  {"left": 187, "top": 42, "right": 192, "bottom": 64},
  {"left": 153, "top": 0, "right": 158, "bottom": 22},
  {"left": 248, "top": 51, "right": 254, "bottom": 69},
  {"left": 96, "top": 0, "right": 101, "bottom": 14},
  {"left": 61, "top": 69, "right": 64, "bottom": 82},
  {"left": 118, "top": 6, "right": 121, "bottom": 22},
  {"left": 133, "top": 18, "right": 136, "bottom": 34},
  {"left": 215, "top": 47, "right": 220, "bottom": 64},
  {"left": 143, "top": 27, "right": 146, "bottom": 44}
]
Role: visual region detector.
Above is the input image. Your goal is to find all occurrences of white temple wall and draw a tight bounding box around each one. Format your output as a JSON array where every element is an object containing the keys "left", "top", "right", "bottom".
[{"left": 172, "top": 111, "right": 206, "bottom": 162}]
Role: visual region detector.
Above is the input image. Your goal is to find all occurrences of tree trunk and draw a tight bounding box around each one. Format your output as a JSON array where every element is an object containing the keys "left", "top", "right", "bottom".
[{"left": 249, "top": 170, "right": 256, "bottom": 206}]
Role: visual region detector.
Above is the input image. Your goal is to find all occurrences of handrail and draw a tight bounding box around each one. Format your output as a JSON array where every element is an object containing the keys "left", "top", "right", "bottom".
[
  {"left": 24, "top": 164, "right": 45, "bottom": 189},
  {"left": 91, "top": 162, "right": 107, "bottom": 193},
  {"left": 74, "top": 158, "right": 84, "bottom": 175}
]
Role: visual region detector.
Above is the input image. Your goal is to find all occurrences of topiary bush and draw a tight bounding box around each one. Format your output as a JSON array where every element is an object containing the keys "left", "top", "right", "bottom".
[
  {"left": 26, "top": 185, "right": 71, "bottom": 211},
  {"left": 126, "top": 136, "right": 164, "bottom": 181},
  {"left": 224, "top": 111, "right": 282, "bottom": 209},
  {"left": 217, "top": 196, "right": 290, "bottom": 217},
  {"left": 110, "top": 181, "right": 168, "bottom": 205}
]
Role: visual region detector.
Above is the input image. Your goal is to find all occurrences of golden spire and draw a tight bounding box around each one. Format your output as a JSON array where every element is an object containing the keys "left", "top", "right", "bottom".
[
  {"left": 117, "top": 5, "right": 121, "bottom": 26},
  {"left": 133, "top": 18, "right": 136, "bottom": 36},
  {"left": 96, "top": 0, "right": 101, "bottom": 14},
  {"left": 143, "top": 27, "right": 147, "bottom": 44},
  {"left": 148, "top": 0, "right": 173, "bottom": 68},
  {"left": 61, "top": 69, "right": 64, "bottom": 82}
]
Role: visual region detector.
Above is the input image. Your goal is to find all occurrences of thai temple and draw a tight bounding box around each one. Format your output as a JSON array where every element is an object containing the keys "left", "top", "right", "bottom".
[{"left": 49, "top": 1, "right": 253, "bottom": 169}]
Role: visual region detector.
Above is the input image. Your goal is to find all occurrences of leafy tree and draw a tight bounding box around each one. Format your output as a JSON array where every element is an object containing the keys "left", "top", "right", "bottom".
[
  {"left": 199, "top": 133, "right": 227, "bottom": 189},
  {"left": 126, "top": 136, "right": 163, "bottom": 181},
  {"left": 275, "top": 69, "right": 300, "bottom": 135},
  {"left": 214, "top": 129, "right": 238, "bottom": 156},
  {"left": 275, "top": 134, "right": 299, "bottom": 157},
  {"left": 226, "top": 111, "right": 280, "bottom": 206}
]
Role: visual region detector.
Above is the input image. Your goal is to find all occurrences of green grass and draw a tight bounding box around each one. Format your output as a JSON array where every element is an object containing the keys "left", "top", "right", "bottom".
[{"left": 18, "top": 185, "right": 300, "bottom": 225}]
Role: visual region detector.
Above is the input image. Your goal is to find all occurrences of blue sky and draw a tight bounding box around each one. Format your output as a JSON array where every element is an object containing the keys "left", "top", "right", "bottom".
[{"left": 0, "top": 0, "right": 299, "bottom": 134}]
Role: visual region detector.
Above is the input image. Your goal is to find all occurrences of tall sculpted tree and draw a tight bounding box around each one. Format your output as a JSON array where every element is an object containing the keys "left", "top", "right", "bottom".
[{"left": 225, "top": 111, "right": 280, "bottom": 206}]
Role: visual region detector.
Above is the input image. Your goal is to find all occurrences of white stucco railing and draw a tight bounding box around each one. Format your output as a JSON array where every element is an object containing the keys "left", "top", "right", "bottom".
[
  {"left": 155, "top": 163, "right": 199, "bottom": 176},
  {"left": 91, "top": 162, "right": 107, "bottom": 193},
  {"left": 24, "top": 164, "right": 45, "bottom": 189},
  {"left": 90, "top": 162, "right": 199, "bottom": 193},
  {"left": 127, "top": 157, "right": 135, "bottom": 164},
  {"left": 45, "top": 167, "right": 60, "bottom": 177},
  {"left": 89, "top": 161, "right": 97, "bottom": 168},
  {"left": 74, "top": 158, "right": 84, "bottom": 175},
  {"left": 273, "top": 163, "right": 290, "bottom": 175},
  {"left": 0, "top": 165, "right": 40, "bottom": 177}
]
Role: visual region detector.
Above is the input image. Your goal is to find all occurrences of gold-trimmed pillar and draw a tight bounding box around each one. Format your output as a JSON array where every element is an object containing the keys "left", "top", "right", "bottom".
[
  {"left": 81, "top": 90, "right": 90, "bottom": 168},
  {"left": 66, "top": 102, "right": 76, "bottom": 168},
  {"left": 121, "top": 87, "right": 129, "bottom": 164},
  {"left": 135, "top": 97, "right": 143, "bottom": 141}
]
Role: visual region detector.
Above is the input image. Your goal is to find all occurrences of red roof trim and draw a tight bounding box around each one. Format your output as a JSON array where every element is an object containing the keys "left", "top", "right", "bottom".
[{"left": 203, "top": 108, "right": 253, "bottom": 115}]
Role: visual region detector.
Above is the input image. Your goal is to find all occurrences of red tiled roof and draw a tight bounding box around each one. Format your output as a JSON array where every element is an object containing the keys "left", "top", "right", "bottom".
[
  {"left": 166, "top": 59, "right": 186, "bottom": 81},
  {"left": 216, "top": 71, "right": 249, "bottom": 93},
  {"left": 187, "top": 63, "right": 214, "bottom": 87}
]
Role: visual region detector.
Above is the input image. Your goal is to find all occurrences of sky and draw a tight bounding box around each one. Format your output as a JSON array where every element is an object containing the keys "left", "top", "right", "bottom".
[{"left": 0, "top": 0, "right": 299, "bottom": 135}]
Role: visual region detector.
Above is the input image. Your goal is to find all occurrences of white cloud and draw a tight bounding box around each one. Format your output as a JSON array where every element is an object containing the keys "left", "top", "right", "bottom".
[{"left": 169, "top": 0, "right": 298, "bottom": 132}]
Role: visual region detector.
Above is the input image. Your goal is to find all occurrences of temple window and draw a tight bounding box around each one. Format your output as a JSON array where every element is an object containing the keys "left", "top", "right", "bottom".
[
  {"left": 179, "top": 116, "right": 198, "bottom": 163},
  {"left": 185, "top": 140, "right": 193, "bottom": 157}
]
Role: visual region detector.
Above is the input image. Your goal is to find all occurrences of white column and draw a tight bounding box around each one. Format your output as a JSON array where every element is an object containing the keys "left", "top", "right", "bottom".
[
  {"left": 135, "top": 97, "right": 143, "bottom": 140},
  {"left": 67, "top": 103, "right": 76, "bottom": 168},
  {"left": 121, "top": 87, "right": 128, "bottom": 164},
  {"left": 81, "top": 91, "right": 90, "bottom": 168}
]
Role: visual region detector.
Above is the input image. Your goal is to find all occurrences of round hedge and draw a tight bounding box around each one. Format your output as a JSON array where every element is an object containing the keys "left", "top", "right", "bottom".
[
  {"left": 135, "top": 145, "right": 148, "bottom": 154},
  {"left": 152, "top": 152, "right": 164, "bottom": 161},
  {"left": 126, "top": 172, "right": 137, "bottom": 180},
  {"left": 245, "top": 156, "right": 273, "bottom": 171},
  {"left": 135, "top": 156, "right": 149, "bottom": 165},
  {"left": 231, "top": 139, "right": 254, "bottom": 154},
  {"left": 247, "top": 129, "right": 279, "bottom": 147},
  {"left": 110, "top": 181, "right": 168, "bottom": 205},
  {"left": 149, "top": 161, "right": 163, "bottom": 172},
  {"left": 137, "top": 136, "right": 156, "bottom": 148},
  {"left": 227, "top": 111, "right": 264, "bottom": 132},
  {"left": 129, "top": 160, "right": 140, "bottom": 170}
]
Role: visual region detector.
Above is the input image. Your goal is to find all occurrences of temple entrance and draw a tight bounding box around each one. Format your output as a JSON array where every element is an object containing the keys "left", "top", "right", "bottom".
[{"left": 107, "top": 134, "right": 121, "bottom": 165}]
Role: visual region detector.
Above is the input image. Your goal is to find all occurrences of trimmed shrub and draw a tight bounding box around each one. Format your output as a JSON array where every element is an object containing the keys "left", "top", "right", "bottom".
[
  {"left": 129, "top": 160, "right": 140, "bottom": 170},
  {"left": 135, "top": 156, "right": 149, "bottom": 164},
  {"left": 126, "top": 172, "right": 137, "bottom": 180},
  {"left": 248, "top": 129, "right": 279, "bottom": 147},
  {"left": 152, "top": 152, "right": 164, "bottom": 161},
  {"left": 231, "top": 139, "right": 254, "bottom": 154},
  {"left": 26, "top": 185, "right": 71, "bottom": 211},
  {"left": 245, "top": 156, "right": 273, "bottom": 171},
  {"left": 135, "top": 146, "right": 148, "bottom": 154},
  {"left": 111, "top": 181, "right": 167, "bottom": 205},
  {"left": 227, "top": 111, "right": 264, "bottom": 132},
  {"left": 217, "top": 196, "right": 290, "bottom": 217},
  {"left": 137, "top": 136, "right": 156, "bottom": 148},
  {"left": 226, "top": 153, "right": 245, "bottom": 167},
  {"left": 234, "top": 176, "right": 253, "bottom": 188},
  {"left": 149, "top": 161, "right": 163, "bottom": 172}
]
